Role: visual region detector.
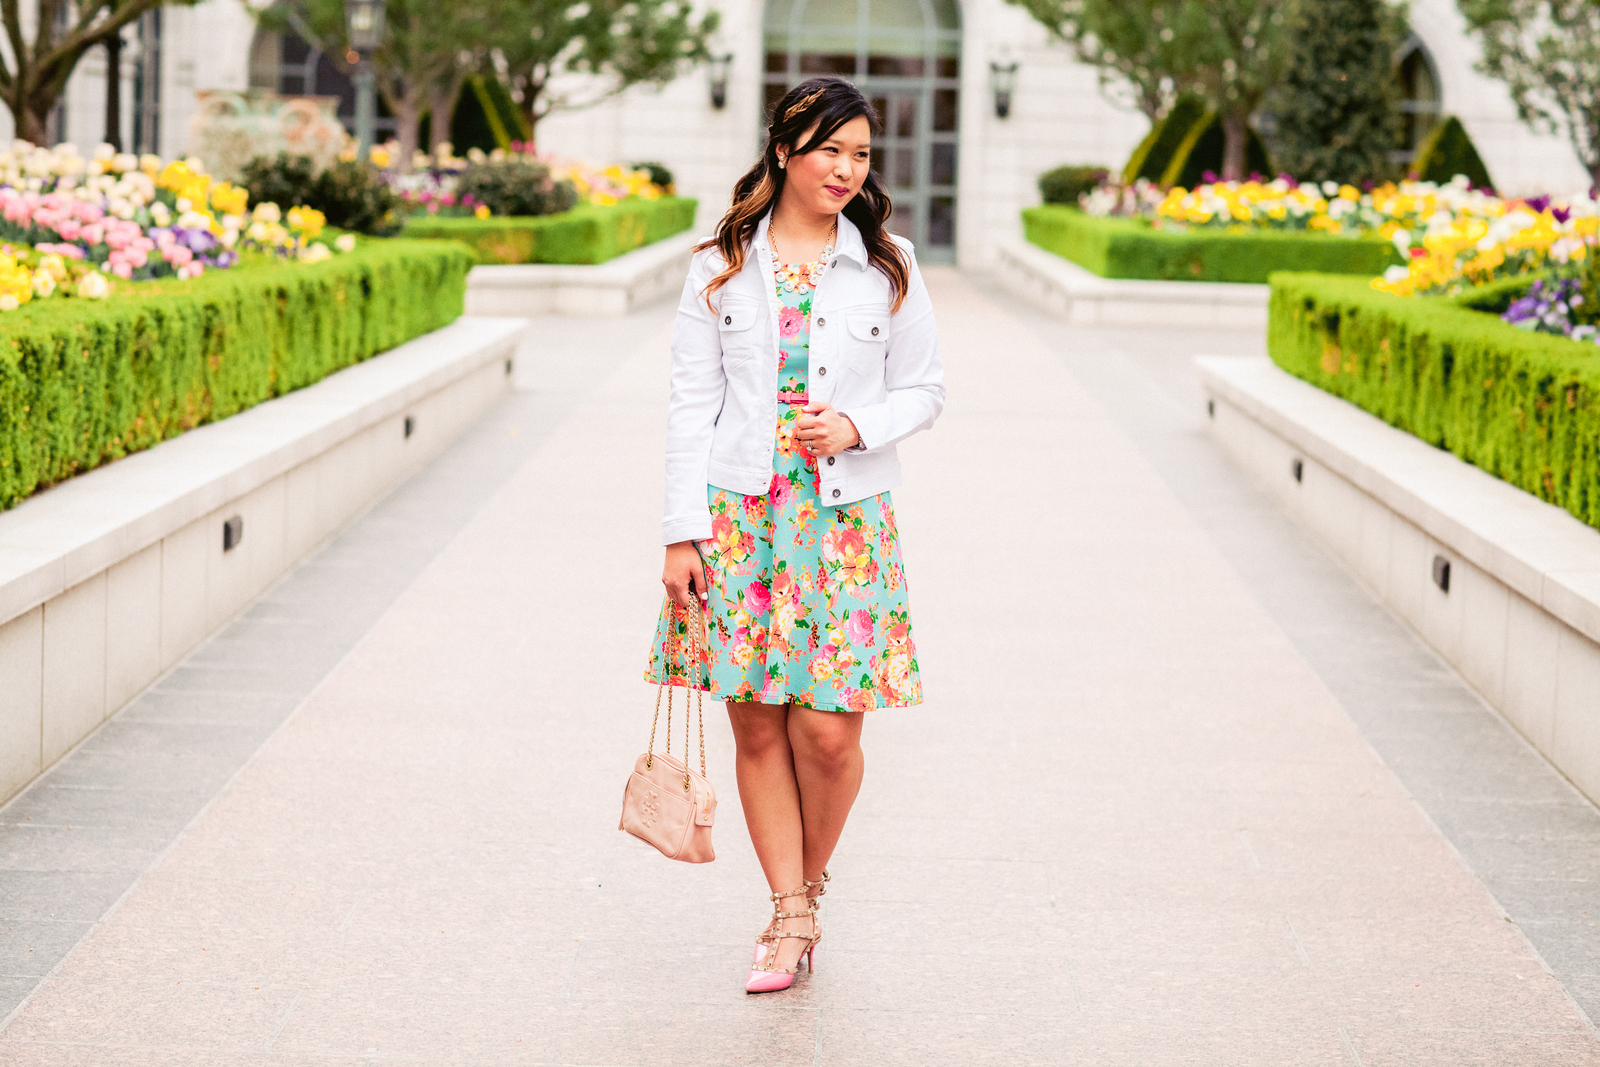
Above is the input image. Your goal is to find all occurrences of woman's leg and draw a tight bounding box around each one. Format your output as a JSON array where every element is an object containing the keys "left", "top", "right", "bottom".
[
  {"left": 786, "top": 706, "right": 865, "bottom": 889},
  {"left": 727, "top": 700, "right": 805, "bottom": 892},
  {"left": 727, "top": 700, "right": 814, "bottom": 974}
]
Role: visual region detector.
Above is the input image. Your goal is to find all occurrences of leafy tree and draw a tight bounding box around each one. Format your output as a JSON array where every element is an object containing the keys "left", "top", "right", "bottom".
[
  {"left": 254, "top": 0, "right": 495, "bottom": 169},
  {"left": 1004, "top": 0, "right": 1197, "bottom": 120},
  {"left": 1185, "top": 0, "right": 1294, "bottom": 181},
  {"left": 493, "top": 0, "right": 719, "bottom": 143},
  {"left": 1269, "top": 0, "right": 1405, "bottom": 183},
  {"left": 1005, "top": 0, "right": 1292, "bottom": 180},
  {"left": 0, "top": 0, "right": 199, "bottom": 143},
  {"left": 1458, "top": 0, "right": 1600, "bottom": 186}
]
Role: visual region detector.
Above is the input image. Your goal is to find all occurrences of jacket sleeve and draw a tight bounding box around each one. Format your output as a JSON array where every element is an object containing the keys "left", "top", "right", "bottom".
[
  {"left": 837, "top": 244, "right": 945, "bottom": 453},
  {"left": 662, "top": 249, "right": 727, "bottom": 546}
]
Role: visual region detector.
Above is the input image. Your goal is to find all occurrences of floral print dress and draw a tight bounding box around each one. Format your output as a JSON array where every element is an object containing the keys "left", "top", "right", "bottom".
[{"left": 647, "top": 258, "right": 922, "bottom": 713}]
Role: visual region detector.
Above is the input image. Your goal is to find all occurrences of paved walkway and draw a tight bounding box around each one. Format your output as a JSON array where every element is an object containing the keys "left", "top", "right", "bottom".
[{"left": 4, "top": 270, "right": 1600, "bottom": 1064}]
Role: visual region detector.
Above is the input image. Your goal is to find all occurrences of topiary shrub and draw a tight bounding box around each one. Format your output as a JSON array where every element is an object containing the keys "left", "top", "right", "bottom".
[
  {"left": 240, "top": 152, "right": 319, "bottom": 213},
  {"left": 311, "top": 160, "right": 403, "bottom": 236},
  {"left": 632, "top": 161, "right": 675, "bottom": 190},
  {"left": 1122, "top": 95, "right": 1208, "bottom": 185},
  {"left": 1162, "top": 111, "right": 1274, "bottom": 188},
  {"left": 1411, "top": 115, "right": 1494, "bottom": 190},
  {"left": 1038, "top": 165, "right": 1110, "bottom": 205},
  {"left": 456, "top": 159, "right": 579, "bottom": 217},
  {"left": 239, "top": 153, "right": 402, "bottom": 236}
]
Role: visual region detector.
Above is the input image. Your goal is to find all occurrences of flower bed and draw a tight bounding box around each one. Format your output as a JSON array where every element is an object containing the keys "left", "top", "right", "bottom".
[
  {"left": 0, "top": 238, "right": 472, "bottom": 510},
  {"left": 1268, "top": 271, "right": 1600, "bottom": 530},
  {"left": 401, "top": 196, "right": 697, "bottom": 265},
  {"left": 1023, "top": 206, "right": 1398, "bottom": 283}
]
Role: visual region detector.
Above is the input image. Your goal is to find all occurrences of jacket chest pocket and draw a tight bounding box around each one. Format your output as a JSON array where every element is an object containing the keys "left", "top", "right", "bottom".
[
  {"left": 718, "top": 298, "right": 762, "bottom": 365},
  {"left": 843, "top": 311, "right": 890, "bottom": 375}
]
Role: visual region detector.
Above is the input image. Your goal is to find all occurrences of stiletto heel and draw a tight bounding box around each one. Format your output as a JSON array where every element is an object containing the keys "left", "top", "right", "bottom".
[
  {"left": 753, "top": 868, "right": 830, "bottom": 965},
  {"left": 745, "top": 885, "right": 821, "bottom": 994}
]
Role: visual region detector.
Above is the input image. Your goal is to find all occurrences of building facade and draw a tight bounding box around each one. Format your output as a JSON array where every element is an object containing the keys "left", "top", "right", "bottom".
[{"left": 33, "top": 0, "right": 1595, "bottom": 269}]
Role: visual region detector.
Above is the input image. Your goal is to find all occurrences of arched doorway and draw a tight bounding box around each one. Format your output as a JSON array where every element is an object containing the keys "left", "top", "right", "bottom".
[
  {"left": 763, "top": 0, "right": 960, "bottom": 262},
  {"left": 1395, "top": 37, "right": 1441, "bottom": 166}
]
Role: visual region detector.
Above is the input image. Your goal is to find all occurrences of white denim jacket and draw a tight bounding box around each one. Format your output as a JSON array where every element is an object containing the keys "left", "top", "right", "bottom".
[{"left": 661, "top": 210, "right": 945, "bottom": 545}]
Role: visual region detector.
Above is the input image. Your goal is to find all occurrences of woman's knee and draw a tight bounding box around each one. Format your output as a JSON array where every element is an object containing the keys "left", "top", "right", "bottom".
[
  {"left": 728, "top": 702, "right": 792, "bottom": 760},
  {"left": 791, "top": 712, "right": 862, "bottom": 777}
]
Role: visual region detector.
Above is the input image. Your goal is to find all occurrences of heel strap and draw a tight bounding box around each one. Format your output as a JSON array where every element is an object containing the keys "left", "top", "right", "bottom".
[
  {"left": 804, "top": 869, "right": 831, "bottom": 898},
  {"left": 769, "top": 886, "right": 809, "bottom": 902}
]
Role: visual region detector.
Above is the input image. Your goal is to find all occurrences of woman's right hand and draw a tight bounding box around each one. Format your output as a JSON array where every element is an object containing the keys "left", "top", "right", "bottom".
[{"left": 663, "top": 541, "right": 710, "bottom": 609}]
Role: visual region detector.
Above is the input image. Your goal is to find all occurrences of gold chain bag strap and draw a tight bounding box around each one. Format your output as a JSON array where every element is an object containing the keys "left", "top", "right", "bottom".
[{"left": 619, "top": 597, "right": 716, "bottom": 863}]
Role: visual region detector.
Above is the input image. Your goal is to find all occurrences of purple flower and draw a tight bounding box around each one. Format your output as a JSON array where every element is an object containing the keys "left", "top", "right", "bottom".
[
  {"left": 1527, "top": 194, "right": 1552, "bottom": 214},
  {"left": 1201, "top": 170, "right": 1219, "bottom": 184},
  {"left": 1553, "top": 206, "right": 1572, "bottom": 224}
]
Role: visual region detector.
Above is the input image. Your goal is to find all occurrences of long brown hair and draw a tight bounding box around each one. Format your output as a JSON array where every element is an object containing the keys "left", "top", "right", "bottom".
[{"left": 698, "top": 77, "right": 911, "bottom": 312}]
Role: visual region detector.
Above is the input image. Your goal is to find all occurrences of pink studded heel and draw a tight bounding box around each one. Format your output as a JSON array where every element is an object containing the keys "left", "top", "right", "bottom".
[
  {"left": 745, "top": 886, "right": 820, "bottom": 994},
  {"left": 753, "top": 869, "right": 830, "bottom": 964}
]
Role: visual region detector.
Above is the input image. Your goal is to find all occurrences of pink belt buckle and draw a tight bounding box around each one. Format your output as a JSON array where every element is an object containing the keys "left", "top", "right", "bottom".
[{"left": 777, "top": 390, "right": 809, "bottom": 405}]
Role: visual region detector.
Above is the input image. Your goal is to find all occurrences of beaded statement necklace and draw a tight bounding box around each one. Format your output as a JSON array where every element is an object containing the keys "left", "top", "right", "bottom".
[{"left": 769, "top": 219, "right": 838, "bottom": 282}]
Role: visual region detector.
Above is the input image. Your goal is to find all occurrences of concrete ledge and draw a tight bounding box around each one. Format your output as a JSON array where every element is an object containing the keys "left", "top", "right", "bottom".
[
  {"left": 465, "top": 230, "right": 696, "bottom": 318},
  {"left": 0, "top": 316, "right": 525, "bottom": 803},
  {"left": 996, "top": 237, "right": 1269, "bottom": 329},
  {"left": 1197, "top": 355, "right": 1600, "bottom": 802}
]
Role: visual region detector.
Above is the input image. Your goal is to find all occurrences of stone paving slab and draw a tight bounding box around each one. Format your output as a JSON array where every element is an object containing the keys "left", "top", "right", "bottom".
[{"left": 1, "top": 272, "right": 1597, "bottom": 1064}]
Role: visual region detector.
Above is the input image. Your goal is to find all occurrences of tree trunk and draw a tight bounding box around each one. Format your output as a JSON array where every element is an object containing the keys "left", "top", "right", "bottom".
[
  {"left": 104, "top": 33, "right": 122, "bottom": 150},
  {"left": 428, "top": 82, "right": 459, "bottom": 156},
  {"left": 1220, "top": 109, "right": 1249, "bottom": 181},
  {"left": 393, "top": 96, "right": 423, "bottom": 174},
  {"left": 19, "top": 96, "right": 51, "bottom": 144}
]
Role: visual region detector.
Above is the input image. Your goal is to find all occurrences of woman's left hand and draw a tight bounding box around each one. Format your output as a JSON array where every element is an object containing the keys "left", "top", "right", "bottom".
[{"left": 795, "top": 402, "right": 861, "bottom": 457}]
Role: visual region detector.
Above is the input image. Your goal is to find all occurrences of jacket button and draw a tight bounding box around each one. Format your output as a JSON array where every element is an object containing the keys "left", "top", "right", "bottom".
[
  {"left": 827, "top": 456, "right": 835, "bottom": 466},
  {"left": 832, "top": 489, "right": 841, "bottom": 498},
  {"left": 871, "top": 326, "right": 880, "bottom": 336},
  {"left": 817, "top": 317, "right": 826, "bottom": 327},
  {"left": 818, "top": 366, "right": 827, "bottom": 375},
  {"left": 723, "top": 315, "right": 731, "bottom": 325}
]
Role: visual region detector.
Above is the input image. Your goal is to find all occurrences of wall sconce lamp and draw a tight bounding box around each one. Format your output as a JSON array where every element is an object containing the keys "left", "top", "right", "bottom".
[
  {"left": 990, "top": 60, "right": 1019, "bottom": 119},
  {"left": 708, "top": 53, "right": 734, "bottom": 110}
]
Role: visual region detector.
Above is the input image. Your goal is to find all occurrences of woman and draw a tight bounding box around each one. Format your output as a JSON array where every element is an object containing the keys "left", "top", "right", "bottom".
[{"left": 647, "top": 76, "right": 944, "bottom": 994}]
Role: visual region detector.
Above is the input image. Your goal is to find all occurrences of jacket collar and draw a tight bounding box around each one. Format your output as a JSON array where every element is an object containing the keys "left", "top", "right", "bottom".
[{"left": 754, "top": 207, "right": 869, "bottom": 269}]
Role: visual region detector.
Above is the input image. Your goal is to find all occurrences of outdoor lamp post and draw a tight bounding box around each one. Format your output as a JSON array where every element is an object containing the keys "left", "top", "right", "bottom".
[
  {"left": 344, "top": 0, "right": 386, "bottom": 155},
  {"left": 708, "top": 53, "right": 734, "bottom": 110},
  {"left": 990, "top": 60, "right": 1018, "bottom": 120}
]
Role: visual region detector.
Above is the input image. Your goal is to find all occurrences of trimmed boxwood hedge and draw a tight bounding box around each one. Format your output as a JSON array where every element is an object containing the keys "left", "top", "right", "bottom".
[
  {"left": 0, "top": 239, "right": 473, "bottom": 511},
  {"left": 1269, "top": 271, "right": 1600, "bottom": 529},
  {"left": 1023, "top": 206, "right": 1401, "bottom": 283},
  {"left": 402, "top": 196, "right": 697, "bottom": 265}
]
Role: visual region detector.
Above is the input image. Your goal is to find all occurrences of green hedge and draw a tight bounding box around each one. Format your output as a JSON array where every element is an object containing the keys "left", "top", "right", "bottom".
[
  {"left": 1268, "top": 271, "right": 1600, "bottom": 529},
  {"left": 0, "top": 239, "right": 473, "bottom": 510},
  {"left": 402, "top": 196, "right": 697, "bottom": 265},
  {"left": 1023, "top": 206, "right": 1401, "bottom": 283}
]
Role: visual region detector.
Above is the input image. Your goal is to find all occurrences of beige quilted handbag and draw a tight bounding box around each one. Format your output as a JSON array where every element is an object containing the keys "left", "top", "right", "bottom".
[{"left": 620, "top": 598, "right": 716, "bottom": 863}]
